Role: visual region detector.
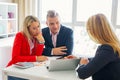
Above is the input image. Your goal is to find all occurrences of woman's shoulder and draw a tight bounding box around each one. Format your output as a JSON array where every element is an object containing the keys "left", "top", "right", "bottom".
[
  {"left": 16, "top": 32, "right": 25, "bottom": 36},
  {"left": 99, "top": 44, "right": 113, "bottom": 51},
  {"left": 15, "top": 32, "right": 26, "bottom": 39}
]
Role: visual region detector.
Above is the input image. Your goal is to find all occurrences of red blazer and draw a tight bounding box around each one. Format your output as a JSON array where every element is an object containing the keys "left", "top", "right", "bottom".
[{"left": 7, "top": 32, "right": 44, "bottom": 66}]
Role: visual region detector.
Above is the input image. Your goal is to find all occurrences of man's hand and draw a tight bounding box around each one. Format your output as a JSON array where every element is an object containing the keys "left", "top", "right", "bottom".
[
  {"left": 52, "top": 46, "right": 67, "bottom": 55},
  {"left": 64, "top": 55, "right": 77, "bottom": 59}
]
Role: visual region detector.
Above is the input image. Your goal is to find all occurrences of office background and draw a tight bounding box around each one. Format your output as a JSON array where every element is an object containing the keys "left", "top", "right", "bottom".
[
  {"left": 4, "top": 0, "right": 120, "bottom": 57},
  {"left": 0, "top": 0, "right": 120, "bottom": 80},
  {"left": 0, "top": 0, "right": 120, "bottom": 57}
]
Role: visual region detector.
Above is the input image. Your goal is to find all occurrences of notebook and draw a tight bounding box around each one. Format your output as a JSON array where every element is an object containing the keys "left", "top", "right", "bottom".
[
  {"left": 46, "top": 58, "right": 80, "bottom": 71},
  {"left": 14, "top": 62, "right": 34, "bottom": 69}
]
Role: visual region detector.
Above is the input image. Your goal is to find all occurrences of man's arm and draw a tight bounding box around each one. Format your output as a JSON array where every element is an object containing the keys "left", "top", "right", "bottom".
[
  {"left": 42, "top": 46, "right": 53, "bottom": 56},
  {"left": 65, "top": 29, "right": 73, "bottom": 56},
  {"left": 42, "top": 28, "right": 53, "bottom": 56}
]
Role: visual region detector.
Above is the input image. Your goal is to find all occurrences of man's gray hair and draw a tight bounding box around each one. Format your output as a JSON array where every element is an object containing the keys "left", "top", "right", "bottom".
[{"left": 46, "top": 10, "right": 59, "bottom": 19}]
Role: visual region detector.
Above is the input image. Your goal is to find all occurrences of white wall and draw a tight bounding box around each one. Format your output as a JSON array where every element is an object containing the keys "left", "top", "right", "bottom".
[
  {"left": 0, "top": 0, "right": 12, "bottom": 3},
  {"left": 0, "top": 0, "right": 13, "bottom": 79},
  {"left": 0, "top": 37, "right": 14, "bottom": 80}
]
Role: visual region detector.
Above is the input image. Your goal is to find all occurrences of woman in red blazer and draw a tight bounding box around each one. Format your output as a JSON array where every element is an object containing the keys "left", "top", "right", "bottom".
[{"left": 7, "top": 15, "right": 48, "bottom": 67}]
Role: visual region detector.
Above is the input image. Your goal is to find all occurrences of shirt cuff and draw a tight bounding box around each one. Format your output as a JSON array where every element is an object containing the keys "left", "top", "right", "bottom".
[
  {"left": 51, "top": 49, "right": 54, "bottom": 55},
  {"left": 38, "top": 41, "right": 45, "bottom": 44},
  {"left": 75, "top": 64, "right": 84, "bottom": 78},
  {"left": 75, "top": 64, "right": 80, "bottom": 78}
]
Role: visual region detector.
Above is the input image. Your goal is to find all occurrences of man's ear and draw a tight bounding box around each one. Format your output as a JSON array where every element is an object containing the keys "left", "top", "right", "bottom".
[{"left": 46, "top": 21, "right": 48, "bottom": 25}]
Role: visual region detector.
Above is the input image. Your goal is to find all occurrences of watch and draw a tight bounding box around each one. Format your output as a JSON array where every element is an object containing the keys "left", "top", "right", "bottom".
[{"left": 39, "top": 41, "right": 45, "bottom": 44}]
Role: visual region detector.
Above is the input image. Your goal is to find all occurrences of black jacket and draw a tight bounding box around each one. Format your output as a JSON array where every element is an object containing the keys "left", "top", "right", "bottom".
[
  {"left": 77, "top": 44, "right": 120, "bottom": 80},
  {"left": 42, "top": 25, "right": 73, "bottom": 56}
]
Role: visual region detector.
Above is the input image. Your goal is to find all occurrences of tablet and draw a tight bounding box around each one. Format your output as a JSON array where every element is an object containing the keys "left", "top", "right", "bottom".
[{"left": 46, "top": 58, "right": 80, "bottom": 71}]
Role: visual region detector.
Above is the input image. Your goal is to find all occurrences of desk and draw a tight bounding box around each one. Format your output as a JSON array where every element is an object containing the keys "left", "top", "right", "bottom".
[{"left": 2, "top": 64, "right": 82, "bottom": 80}]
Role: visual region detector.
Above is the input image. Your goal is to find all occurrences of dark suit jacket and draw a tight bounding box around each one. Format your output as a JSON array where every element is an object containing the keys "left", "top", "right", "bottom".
[
  {"left": 77, "top": 44, "right": 120, "bottom": 80},
  {"left": 42, "top": 25, "right": 73, "bottom": 56}
]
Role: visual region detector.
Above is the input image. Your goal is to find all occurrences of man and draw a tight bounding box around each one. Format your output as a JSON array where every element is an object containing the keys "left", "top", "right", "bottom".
[{"left": 42, "top": 10, "right": 73, "bottom": 56}]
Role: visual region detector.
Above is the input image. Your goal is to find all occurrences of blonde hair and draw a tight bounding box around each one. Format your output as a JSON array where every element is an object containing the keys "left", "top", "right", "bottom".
[
  {"left": 21, "top": 15, "right": 40, "bottom": 40},
  {"left": 86, "top": 13, "right": 120, "bottom": 56}
]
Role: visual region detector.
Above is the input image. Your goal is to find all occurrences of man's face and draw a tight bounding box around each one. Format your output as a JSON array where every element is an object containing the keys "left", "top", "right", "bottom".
[{"left": 46, "top": 17, "right": 60, "bottom": 34}]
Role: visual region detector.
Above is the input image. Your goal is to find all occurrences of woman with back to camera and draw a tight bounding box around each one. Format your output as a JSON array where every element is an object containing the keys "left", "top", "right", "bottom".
[
  {"left": 7, "top": 15, "right": 48, "bottom": 80},
  {"left": 76, "top": 14, "right": 120, "bottom": 80},
  {"left": 66, "top": 14, "right": 120, "bottom": 80}
]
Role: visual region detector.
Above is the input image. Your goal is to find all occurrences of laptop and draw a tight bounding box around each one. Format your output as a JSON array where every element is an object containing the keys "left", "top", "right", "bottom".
[{"left": 46, "top": 58, "right": 80, "bottom": 71}]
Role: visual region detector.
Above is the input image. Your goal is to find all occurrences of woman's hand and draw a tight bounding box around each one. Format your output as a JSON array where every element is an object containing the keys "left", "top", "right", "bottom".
[
  {"left": 35, "top": 33, "right": 45, "bottom": 44},
  {"left": 64, "top": 55, "right": 77, "bottom": 59},
  {"left": 80, "top": 58, "right": 89, "bottom": 65},
  {"left": 36, "top": 56, "right": 48, "bottom": 62}
]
